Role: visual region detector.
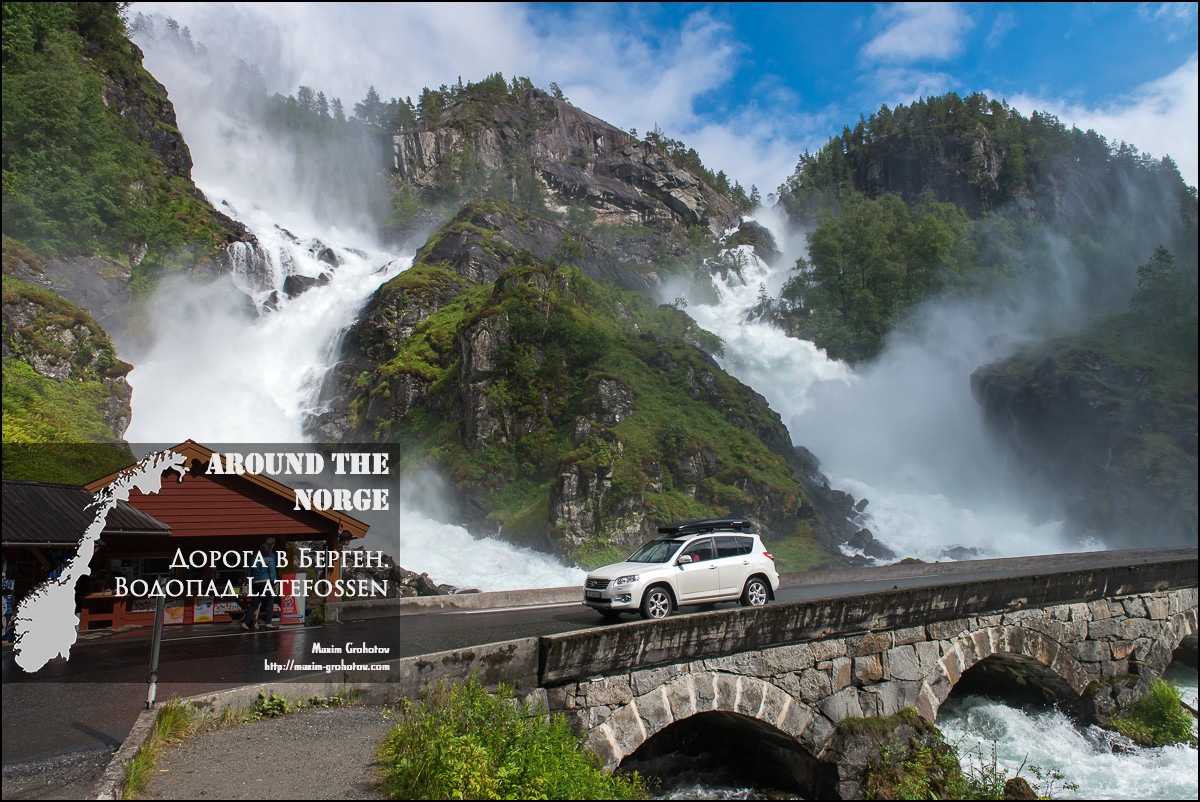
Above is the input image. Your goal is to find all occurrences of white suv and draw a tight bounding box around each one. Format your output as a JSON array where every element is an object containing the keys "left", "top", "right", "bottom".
[{"left": 582, "top": 518, "right": 780, "bottom": 620}]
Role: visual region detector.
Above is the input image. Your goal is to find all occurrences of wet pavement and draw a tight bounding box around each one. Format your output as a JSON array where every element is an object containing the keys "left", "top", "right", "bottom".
[{"left": 1, "top": 614, "right": 400, "bottom": 766}]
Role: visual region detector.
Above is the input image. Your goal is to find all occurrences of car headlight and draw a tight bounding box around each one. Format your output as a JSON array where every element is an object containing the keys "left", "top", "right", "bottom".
[{"left": 614, "top": 574, "right": 640, "bottom": 585}]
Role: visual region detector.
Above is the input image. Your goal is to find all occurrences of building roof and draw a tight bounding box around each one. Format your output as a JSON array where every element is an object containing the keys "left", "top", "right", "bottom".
[
  {"left": 84, "top": 440, "right": 370, "bottom": 540},
  {"left": 2, "top": 480, "right": 172, "bottom": 546}
]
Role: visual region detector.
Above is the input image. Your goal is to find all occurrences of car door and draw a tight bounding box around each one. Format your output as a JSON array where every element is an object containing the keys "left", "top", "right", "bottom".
[
  {"left": 715, "top": 535, "right": 754, "bottom": 596},
  {"left": 673, "top": 537, "right": 720, "bottom": 601}
]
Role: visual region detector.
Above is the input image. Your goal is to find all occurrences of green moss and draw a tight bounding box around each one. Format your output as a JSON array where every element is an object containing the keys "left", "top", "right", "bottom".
[{"left": 840, "top": 707, "right": 934, "bottom": 738}]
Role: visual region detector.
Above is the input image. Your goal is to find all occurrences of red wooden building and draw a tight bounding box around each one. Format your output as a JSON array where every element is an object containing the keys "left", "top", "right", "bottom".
[{"left": 76, "top": 440, "right": 371, "bottom": 631}]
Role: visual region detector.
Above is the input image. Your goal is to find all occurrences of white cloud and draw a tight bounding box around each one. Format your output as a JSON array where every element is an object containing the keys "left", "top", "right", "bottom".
[
  {"left": 131, "top": 3, "right": 1197, "bottom": 203},
  {"left": 863, "top": 66, "right": 957, "bottom": 109},
  {"left": 1138, "top": 2, "right": 1198, "bottom": 40},
  {"left": 1006, "top": 54, "right": 1199, "bottom": 187},
  {"left": 863, "top": 3, "right": 974, "bottom": 63},
  {"left": 986, "top": 12, "right": 1017, "bottom": 48},
  {"left": 537, "top": 9, "right": 741, "bottom": 139}
]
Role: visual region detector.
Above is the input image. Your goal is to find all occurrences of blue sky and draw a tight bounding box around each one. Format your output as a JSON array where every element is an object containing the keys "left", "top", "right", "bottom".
[{"left": 137, "top": 2, "right": 1199, "bottom": 190}]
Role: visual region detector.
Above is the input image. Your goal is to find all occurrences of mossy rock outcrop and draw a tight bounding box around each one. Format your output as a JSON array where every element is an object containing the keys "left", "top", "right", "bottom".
[{"left": 314, "top": 200, "right": 859, "bottom": 568}]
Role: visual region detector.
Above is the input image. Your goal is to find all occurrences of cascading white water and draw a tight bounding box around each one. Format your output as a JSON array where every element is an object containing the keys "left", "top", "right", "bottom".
[
  {"left": 124, "top": 22, "right": 588, "bottom": 588},
  {"left": 124, "top": 209, "right": 406, "bottom": 444},
  {"left": 126, "top": 22, "right": 1191, "bottom": 798},
  {"left": 937, "top": 662, "right": 1198, "bottom": 800},
  {"left": 122, "top": 188, "right": 586, "bottom": 588},
  {"left": 672, "top": 209, "right": 1196, "bottom": 800},
  {"left": 677, "top": 206, "right": 1089, "bottom": 562}
]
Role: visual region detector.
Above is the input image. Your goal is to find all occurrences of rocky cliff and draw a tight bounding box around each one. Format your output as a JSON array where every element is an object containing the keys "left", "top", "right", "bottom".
[
  {"left": 392, "top": 91, "right": 742, "bottom": 236},
  {"left": 383, "top": 82, "right": 767, "bottom": 290},
  {"left": 971, "top": 333, "right": 1198, "bottom": 548},
  {"left": 2, "top": 241, "right": 135, "bottom": 483},
  {"left": 313, "top": 199, "right": 861, "bottom": 569},
  {"left": 2, "top": 4, "right": 250, "bottom": 318}
]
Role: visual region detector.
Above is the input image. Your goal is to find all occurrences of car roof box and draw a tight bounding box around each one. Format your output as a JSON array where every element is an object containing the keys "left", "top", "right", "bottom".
[{"left": 657, "top": 517, "right": 754, "bottom": 535}]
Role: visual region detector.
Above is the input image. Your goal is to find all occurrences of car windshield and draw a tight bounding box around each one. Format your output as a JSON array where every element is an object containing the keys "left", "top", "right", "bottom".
[{"left": 626, "top": 539, "right": 685, "bottom": 563}]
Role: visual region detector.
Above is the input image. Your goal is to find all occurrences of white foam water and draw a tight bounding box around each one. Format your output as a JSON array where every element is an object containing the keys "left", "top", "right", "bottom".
[{"left": 939, "top": 663, "right": 1198, "bottom": 800}]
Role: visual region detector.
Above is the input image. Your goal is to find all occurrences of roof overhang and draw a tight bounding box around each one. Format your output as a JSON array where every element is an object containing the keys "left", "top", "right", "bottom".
[{"left": 85, "top": 440, "right": 371, "bottom": 540}]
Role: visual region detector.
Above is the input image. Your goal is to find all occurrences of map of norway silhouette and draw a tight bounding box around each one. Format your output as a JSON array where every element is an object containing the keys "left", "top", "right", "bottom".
[{"left": 11, "top": 449, "right": 190, "bottom": 673}]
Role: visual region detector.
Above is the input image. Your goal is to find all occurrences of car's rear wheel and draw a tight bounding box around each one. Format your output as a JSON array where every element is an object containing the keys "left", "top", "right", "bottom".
[
  {"left": 640, "top": 586, "right": 673, "bottom": 619},
  {"left": 740, "top": 577, "right": 769, "bottom": 607}
]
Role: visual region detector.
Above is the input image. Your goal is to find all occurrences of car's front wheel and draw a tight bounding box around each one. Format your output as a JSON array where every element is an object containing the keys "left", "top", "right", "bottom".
[
  {"left": 640, "top": 586, "right": 673, "bottom": 620},
  {"left": 740, "top": 576, "right": 769, "bottom": 607}
]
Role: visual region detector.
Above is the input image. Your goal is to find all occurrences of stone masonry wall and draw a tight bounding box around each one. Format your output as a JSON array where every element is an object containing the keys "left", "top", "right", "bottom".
[{"left": 550, "top": 587, "right": 1197, "bottom": 771}]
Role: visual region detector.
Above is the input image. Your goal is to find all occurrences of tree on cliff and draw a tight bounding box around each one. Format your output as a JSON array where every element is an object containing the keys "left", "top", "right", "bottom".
[{"left": 1132, "top": 246, "right": 1188, "bottom": 320}]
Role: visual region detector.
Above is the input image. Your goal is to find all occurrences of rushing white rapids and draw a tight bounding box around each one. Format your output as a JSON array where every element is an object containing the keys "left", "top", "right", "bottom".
[
  {"left": 937, "top": 662, "right": 1198, "bottom": 800},
  {"left": 124, "top": 210, "right": 405, "bottom": 444}
]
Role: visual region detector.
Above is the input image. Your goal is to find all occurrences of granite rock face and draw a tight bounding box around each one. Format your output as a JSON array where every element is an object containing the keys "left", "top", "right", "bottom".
[
  {"left": 391, "top": 94, "right": 743, "bottom": 242},
  {"left": 972, "top": 348, "right": 1198, "bottom": 548}
]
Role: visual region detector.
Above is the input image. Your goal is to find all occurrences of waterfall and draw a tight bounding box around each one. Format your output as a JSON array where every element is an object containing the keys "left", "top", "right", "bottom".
[
  {"left": 122, "top": 203, "right": 406, "bottom": 444},
  {"left": 675, "top": 208, "right": 1087, "bottom": 562},
  {"left": 121, "top": 24, "right": 588, "bottom": 588}
]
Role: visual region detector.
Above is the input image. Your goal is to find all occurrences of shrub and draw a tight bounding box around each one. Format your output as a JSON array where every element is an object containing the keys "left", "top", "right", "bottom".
[
  {"left": 377, "top": 676, "right": 646, "bottom": 800},
  {"left": 1109, "top": 679, "right": 1194, "bottom": 747}
]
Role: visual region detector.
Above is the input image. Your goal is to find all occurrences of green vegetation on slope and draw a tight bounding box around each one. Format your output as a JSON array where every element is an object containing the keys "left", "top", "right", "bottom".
[
  {"left": 377, "top": 676, "right": 647, "bottom": 800},
  {"left": 778, "top": 192, "right": 973, "bottom": 362},
  {"left": 2, "top": 2, "right": 230, "bottom": 280},
  {"left": 2, "top": 267, "right": 134, "bottom": 482},
  {"left": 353, "top": 200, "right": 819, "bottom": 566},
  {"left": 771, "top": 92, "right": 1198, "bottom": 364}
]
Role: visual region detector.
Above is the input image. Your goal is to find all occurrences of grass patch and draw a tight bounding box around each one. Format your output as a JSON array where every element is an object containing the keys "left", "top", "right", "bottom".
[
  {"left": 1109, "top": 679, "right": 1196, "bottom": 747},
  {"left": 121, "top": 700, "right": 200, "bottom": 799},
  {"left": 377, "top": 676, "right": 647, "bottom": 800},
  {"left": 216, "top": 689, "right": 362, "bottom": 727}
]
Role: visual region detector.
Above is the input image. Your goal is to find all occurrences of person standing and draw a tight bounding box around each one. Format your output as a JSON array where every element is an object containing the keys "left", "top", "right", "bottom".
[{"left": 242, "top": 538, "right": 279, "bottom": 631}]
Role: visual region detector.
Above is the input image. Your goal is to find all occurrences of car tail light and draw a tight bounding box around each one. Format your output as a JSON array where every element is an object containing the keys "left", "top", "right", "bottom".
[{"left": 763, "top": 551, "right": 774, "bottom": 561}]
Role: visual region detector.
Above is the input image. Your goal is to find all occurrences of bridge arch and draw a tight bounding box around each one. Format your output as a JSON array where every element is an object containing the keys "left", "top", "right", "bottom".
[
  {"left": 619, "top": 709, "right": 834, "bottom": 795},
  {"left": 916, "top": 625, "right": 1091, "bottom": 721},
  {"left": 582, "top": 672, "right": 817, "bottom": 771}
]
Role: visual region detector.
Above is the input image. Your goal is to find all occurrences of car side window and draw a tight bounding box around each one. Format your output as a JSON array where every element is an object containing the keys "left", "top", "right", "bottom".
[
  {"left": 737, "top": 536, "right": 753, "bottom": 556},
  {"left": 684, "top": 538, "right": 715, "bottom": 563},
  {"left": 715, "top": 536, "right": 742, "bottom": 558}
]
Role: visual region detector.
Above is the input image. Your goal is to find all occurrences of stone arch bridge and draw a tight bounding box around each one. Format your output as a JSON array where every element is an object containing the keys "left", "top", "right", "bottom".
[
  {"left": 338, "top": 548, "right": 1195, "bottom": 798},
  {"left": 534, "top": 549, "right": 1196, "bottom": 795}
]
